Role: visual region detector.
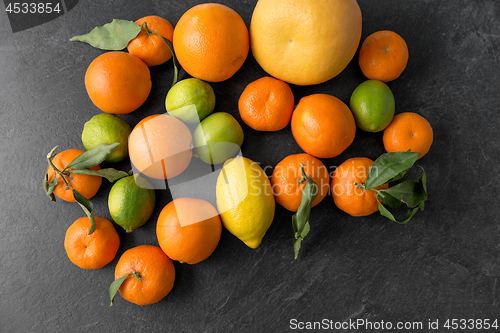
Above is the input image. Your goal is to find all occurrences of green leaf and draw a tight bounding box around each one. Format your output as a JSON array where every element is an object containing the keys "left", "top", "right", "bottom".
[
  {"left": 365, "top": 151, "right": 421, "bottom": 189},
  {"left": 70, "top": 19, "right": 141, "bottom": 50},
  {"left": 70, "top": 168, "right": 129, "bottom": 182},
  {"left": 109, "top": 273, "right": 133, "bottom": 306},
  {"left": 291, "top": 164, "right": 318, "bottom": 259},
  {"left": 72, "top": 189, "right": 96, "bottom": 234},
  {"left": 382, "top": 179, "right": 427, "bottom": 208},
  {"left": 377, "top": 196, "right": 419, "bottom": 224},
  {"left": 65, "top": 143, "right": 120, "bottom": 171},
  {"left": 43, "top": 172, "right": 57, "bottom": 202},
  {"left": 376, "top": 190, "right": 402, "bottom": 209}
]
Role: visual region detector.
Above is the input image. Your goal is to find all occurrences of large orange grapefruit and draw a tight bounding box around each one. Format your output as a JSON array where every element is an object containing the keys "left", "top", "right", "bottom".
[{"left": 250, "top": 0, "right": 362, "bottom": 86}]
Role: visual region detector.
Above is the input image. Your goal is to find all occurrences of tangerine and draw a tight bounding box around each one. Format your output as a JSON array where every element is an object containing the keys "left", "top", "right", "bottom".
[
  {"left": 64, "top": 217, "right": 120, "bottom": 270},
  {"left": 173, "top": 3, "right": 249, "bottom": 82},
  {"left": 84, "top": 51, "right": 151, "bottom": 114},
  {"left": 238, "top": 76, "right": 294, "bottom": 131},
  {"left": 291, "top": 94, "right": 356, "bottom": 158},
  {"left": 114, "top": 245, "right": 175, "bottom": 306},
  {"left": 46, "top": 149, "right": 102, "bottom": 202},
  {"left": 156, "top": 198, "right": 222, "bottom": 264},
  {"left": 383, "top": 112, "right": 433, "bottom": 159},
  {"left": 358, "top": 30, "right": 409, "bottom": 82},
  {"left": 128, "top": 114, "right": 193, "bottom": 179},
  {"left": 271, "top": 154, "right": 330, "bottom": 212},
  {"left": 127, "top": 15, "right": 174, "bottom": 67},
  {"left": 331, "top": 157, "right": 388, "bottom": 217}
]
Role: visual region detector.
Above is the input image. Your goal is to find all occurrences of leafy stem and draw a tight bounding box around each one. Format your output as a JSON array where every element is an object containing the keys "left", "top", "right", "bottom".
[
  {"left": 355, "top": 151, "right": 428, "bottom": 224},
  {"left": 291, "top": 163, "right": 318, "bottom": 259},
  {"left": 109, "top": 271, "right": 141, "bottom": 306},
  {"left": 43, "top": 143, "right": 129, "bottom": 235}
]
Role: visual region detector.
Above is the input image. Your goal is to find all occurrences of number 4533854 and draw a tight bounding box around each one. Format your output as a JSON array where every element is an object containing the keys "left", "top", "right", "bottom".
[
  {"left": 443, "top": 319, "right": 498, "bottom": 330},
  {"left": 5, "top": 2, "right": 61, "bottom": 14}
]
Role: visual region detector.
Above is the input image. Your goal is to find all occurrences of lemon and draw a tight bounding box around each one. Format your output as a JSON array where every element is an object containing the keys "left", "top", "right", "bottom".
[
  {"left": 108, "top": 175, "right": 156, "bottom": 232},
  {"left": 216, "top": 156, "right": 275, "bottom": 248},
  {"left": 165, "top": 78, "right": 216, "bottom": 124},
  {"left": 193, "top": 112, "right": 244, "bottom": 165},
  {"left": 81, "top": 113, "right": 132, "bottom": 162}
]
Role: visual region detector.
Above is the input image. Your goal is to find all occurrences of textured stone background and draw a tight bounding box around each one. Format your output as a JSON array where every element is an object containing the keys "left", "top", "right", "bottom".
[{"left": 1, "top": 0, "right": 499, "bottom": 332}]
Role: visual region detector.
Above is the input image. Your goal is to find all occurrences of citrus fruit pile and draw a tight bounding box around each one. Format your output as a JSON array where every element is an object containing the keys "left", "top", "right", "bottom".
[{"left": 42, "top": 0, "right": 434, "bottom": 306}]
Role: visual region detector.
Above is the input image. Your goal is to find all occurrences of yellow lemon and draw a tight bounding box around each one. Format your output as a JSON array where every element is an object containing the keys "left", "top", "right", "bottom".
[
  {"left": 216, "top": 156, "right": 275, "bottom": 248},
  {"left": 250, "top": 0, "right": 362, "bottom": 86}
]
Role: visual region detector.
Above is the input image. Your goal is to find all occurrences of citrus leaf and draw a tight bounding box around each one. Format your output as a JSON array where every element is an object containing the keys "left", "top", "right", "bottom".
[
  {"left": 70, "top": 168, "right": 129, "bottom": 182},
  {"left": 65, "top": 143, "right": 119, "bottom": 171},
  {"left": 43, "top": 172, "right": 57, "bottom": 202},
  {"left": 376, "top": 190, "right": 402, "bottom": 209},
  {"left": 377, "top": 196, "right": 419, "bottom": 224},
  {"left": 109, "top": 273, "right": 133, "bottom": 306},
  {"left": 72, "top": 189, "right": 95, "bottom": 234},
  {"left": 291, "top": 164, "right": 318, "bottom": 259},
  {"left": 70, "top": 19, "right": 141, "bottom": 50},
  {"left": 382, "top": 179, "right": 427, "bottom": 208},
  {"left": 365, "top": 151, "right": 421, "bottom": 189}
]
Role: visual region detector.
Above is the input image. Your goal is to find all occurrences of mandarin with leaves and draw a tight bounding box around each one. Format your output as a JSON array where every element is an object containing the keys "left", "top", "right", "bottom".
[{"left": 46, "top": 149, "right": 102, "bottom": 202}]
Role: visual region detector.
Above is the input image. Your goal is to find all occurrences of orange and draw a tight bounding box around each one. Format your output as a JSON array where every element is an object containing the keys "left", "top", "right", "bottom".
[
  {"left": 250, "top": 0, "right": 362, "bottom": 85},
  {"left": 64, "top": 217, "right": 120, "bottom": 270},
  {"left": 291, "top": 94, "right": 356, "bottom": 158},
  {"left": 127, "top": 15, "right": 174, "bottom": 67},
  {"left": 173, "top": 3, "right": 249, "bottom": 82},
  {"left": 84, "top": 51, "right": 152, "bottom": 114},
  {"left": 331, "top": 157, "right": 389, "bottom": 217},
  {"left": 271, "top": 154, "right": 330, "bottom": 212},
  {"left": 46, "top": 149, "right": 102, "bottom": 202},
  {"left": 128, "top": 114, "right": 193, "bottom": 179},
  {"left": 238, "top": 76, "right": 294, "bottom": 131},
  {"left": 114, "top": 245, "right": 175, "bottom": 306},
  {"left": 156, "top": 198, "right": 222, "bottom": 264},
  {"left": 358, "top": 30, "right": 409, "bottom": 82},
  {"left": 383, "top": 112, "right": 433, "bottom": 159}
]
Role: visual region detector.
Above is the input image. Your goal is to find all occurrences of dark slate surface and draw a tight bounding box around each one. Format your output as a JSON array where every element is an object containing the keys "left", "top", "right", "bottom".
[{"left": 1, "top": 0, "right": 499, "bottom": 332}]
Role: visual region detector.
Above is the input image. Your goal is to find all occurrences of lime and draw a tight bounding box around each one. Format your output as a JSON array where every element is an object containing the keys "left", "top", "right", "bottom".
[
  {"left": 81, "top": 113, "right": 132, "bottom": 162},
  {"left": 349, "top": 80, "right": 395, "bottom": 132},
  {"left": 165, "top": 78, "right": 216, "bottom": 124},
  {"left": 108, "top": 175, "right": 156, "bottom": 232},
  {"left": 193, "top": 112, "right": 244, "bottom": 165}
]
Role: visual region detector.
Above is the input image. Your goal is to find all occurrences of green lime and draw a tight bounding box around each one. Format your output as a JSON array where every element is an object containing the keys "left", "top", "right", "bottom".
[
  {"left": 193, "top": 112, "right": 244, "bottom": 165},
  {"left": 165, "top": 78, "right": 216, "bottom": 124},
  {"left": 349, "top": 80, "right": 395, "bottom": 132},
  {"left": 81, "top": 113, "right": 132, "bottom": 162},
  {"left": 108, "top": 175, "right": 156, "bottom": 232}
]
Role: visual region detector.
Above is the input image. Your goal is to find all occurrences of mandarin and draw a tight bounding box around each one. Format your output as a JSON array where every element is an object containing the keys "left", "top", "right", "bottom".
[
  {"left": 127, "top": 15, "right": 174, "bottom": 67},
  {"left": 271, "top": 153, "right": 330, "bottom": 212},
  {"left": 157, "top": 198, "right": 222, "bottom": 264},
  {"left": 291, "top": 94, "right": 356, "bottom": 158},
  {"left": 64, "top": 217, "right": 120, "bottom": 270},
  {"left": 128, "top": 114, "right": 193, "bottom": 179},
  {"left": 238, "top": 76, "right": 294, "bottom": 132},
  {"left": 114, "top": 245, "right": 175, "bottom": 306},
  {"left": 331, "top": 157, "right": 388, "bottom": 217},
  {"left": 173, "top": 3, "right": 249, "bottom": 82},
  {"left": 46, "top": 149, "right": 102, "bottom": 202},
  {"left": 359, "top": 30, "right": 409, "bottom": 82},
  {"left": 84, "top": 51, "right": 151, "bottom": 114},
  {"left": 383, "top": 112, "right": 433, "bottom": 159}
]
